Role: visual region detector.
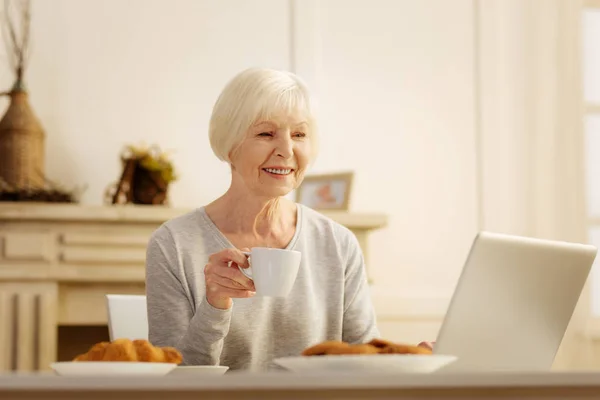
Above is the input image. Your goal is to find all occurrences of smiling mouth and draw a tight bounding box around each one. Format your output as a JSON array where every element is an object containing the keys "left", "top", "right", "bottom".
[{"left": 263, "top": 168, "right": 294, "bottom": 175}]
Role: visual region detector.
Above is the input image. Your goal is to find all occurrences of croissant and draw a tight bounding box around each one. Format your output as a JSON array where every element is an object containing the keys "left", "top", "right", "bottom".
[
  {"left": 73, "top": 338, "right": 183, "bottom": 364},
  {"left": 301, "top": 338, "right": 432, "bottom": 356}
]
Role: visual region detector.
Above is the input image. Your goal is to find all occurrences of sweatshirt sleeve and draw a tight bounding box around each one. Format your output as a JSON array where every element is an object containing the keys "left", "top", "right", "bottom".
[
  {"left": 340, "top": 229, "right": 380, "bottom": 344},
  {"left": 145, "top": 226, "right": 232, "bottom": 366}
]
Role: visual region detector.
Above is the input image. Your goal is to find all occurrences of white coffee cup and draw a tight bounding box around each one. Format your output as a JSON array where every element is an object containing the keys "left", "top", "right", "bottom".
[{"left": 237, "top": 247, "right": 301, "bottom": 297}]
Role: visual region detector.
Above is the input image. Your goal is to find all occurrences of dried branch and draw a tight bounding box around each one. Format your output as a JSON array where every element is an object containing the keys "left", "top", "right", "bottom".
[
  {"left": 5, "top": 1, "right": 19, "bottom": 62},
  {"left": 1, "top": 2, "right": 16, "bottom": 70},
  {"left": 20, "top": 0, "right": 29, "bottom": 73},
  {"left": 1, "top": 0, "right": 31, "bottom": 81},
  {"left": 1, "top": 31, "right": 15, "bottom": 71}
]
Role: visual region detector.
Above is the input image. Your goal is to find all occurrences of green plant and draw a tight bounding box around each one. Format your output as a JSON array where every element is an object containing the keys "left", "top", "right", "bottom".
[{"left": 125, "top": 144, "right": 177, "bottom": 183}]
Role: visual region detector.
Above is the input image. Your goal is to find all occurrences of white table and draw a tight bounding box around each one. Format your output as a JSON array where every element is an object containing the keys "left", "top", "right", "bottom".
[{"left": 1, "top": 371, "right": 600, "bottom": 400}]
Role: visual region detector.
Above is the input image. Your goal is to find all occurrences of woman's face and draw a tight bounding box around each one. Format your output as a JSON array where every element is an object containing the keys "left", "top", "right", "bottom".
[{"left": 230, "top": 111, "right": 312, "bottom": 199}]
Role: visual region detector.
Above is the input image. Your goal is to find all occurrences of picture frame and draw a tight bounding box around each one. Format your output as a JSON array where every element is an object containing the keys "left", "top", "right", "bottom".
[{"left": 295, "top": 172, "right": 354, "bottom": 211}]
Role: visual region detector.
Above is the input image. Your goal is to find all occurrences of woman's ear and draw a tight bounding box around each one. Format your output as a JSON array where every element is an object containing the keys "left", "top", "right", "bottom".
[
  {"left": 228, "top": 139, "right": 242, "bottom": 167},
  {"left": 228, "top": 149, "right": 238, "bottom": 171}
]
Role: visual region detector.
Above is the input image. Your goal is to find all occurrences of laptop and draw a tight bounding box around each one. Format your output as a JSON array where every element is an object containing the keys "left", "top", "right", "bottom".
[{"left": 433, "top": 231, "right": 597, "bottom": 372}]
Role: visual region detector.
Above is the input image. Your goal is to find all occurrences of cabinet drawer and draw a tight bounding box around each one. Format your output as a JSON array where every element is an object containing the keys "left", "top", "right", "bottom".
[
  {"left": 0, "top": 232, "right": 54, "bottom": 263},
  {"left": 58, "top": 232, "right": 149, "bottom": 265}
]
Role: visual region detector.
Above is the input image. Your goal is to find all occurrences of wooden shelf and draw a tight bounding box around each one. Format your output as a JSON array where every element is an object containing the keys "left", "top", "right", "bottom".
[{"left": 0, "top": 202, "right": 387, "bottom": 230}]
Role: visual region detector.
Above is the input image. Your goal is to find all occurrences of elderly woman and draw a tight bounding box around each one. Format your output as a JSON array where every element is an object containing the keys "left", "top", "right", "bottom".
[{"left": 145, "top": 67, "right": 379, "bottom": 371}]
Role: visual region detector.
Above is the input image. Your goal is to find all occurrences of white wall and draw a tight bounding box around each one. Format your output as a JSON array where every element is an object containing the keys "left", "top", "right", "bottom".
[
  {"left": 8, "top": 0, "right": 479, "bottom": 311},
  {"left": 306, "top": 0, "right": 478, "bottom": 298},
  {"left": 23, "top": 0, "right": 292, "bottom": 207}
]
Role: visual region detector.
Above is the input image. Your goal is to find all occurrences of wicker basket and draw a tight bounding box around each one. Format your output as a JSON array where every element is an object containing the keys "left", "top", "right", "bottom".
[{"left": 0, "top": 89, "right": 45, "bottom": 190}]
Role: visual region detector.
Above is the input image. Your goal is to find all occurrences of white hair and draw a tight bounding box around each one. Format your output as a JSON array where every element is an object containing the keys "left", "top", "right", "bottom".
[{"left": 209, "top": 68, "right": 318, "bottom": 163}]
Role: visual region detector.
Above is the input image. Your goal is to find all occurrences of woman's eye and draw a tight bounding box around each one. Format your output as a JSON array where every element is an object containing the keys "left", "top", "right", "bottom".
[
  {"left": 258, "top": 132, "right": 274, "bottom": 137},
  {"left": 294, "top": 132, "right": 306, "bottom": 138}
]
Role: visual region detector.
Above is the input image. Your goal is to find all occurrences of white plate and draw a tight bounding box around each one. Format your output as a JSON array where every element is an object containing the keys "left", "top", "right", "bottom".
[
  {"left": 50, "top": 362, "right": 178, "bottom": 376},
  {"left": 273, "top": 354, "right": 457, "bottom": 374},
  {"left": 169, "top": 366, "right": 229, "bottom": 376}
]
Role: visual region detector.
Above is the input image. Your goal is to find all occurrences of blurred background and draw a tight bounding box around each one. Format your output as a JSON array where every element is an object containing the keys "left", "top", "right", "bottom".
[{"left": 2, "top": 0, "right": 600, "bottom": 372}]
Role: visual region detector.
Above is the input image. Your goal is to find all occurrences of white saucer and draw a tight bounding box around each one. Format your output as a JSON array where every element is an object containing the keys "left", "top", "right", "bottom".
[
  {"left": 273, "top": 354, "right": 457, "bottom": 374},
  {"left": 169, "top": 365, "right": 229, "bottom": 375},
  {"left": 50, "top": 362, "right": 177, "bottom": 376}
]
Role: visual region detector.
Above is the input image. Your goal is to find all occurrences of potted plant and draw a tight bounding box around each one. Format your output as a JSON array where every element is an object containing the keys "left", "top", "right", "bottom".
[{"left": 108, "top": 144, "right": 177, "bottom": 205}]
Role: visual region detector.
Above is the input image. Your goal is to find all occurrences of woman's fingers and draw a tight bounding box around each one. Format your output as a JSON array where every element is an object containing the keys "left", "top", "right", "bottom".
[
  {"left": 417, "top": 341, "right": 435, "bottom": 350},
  {"left": 206, "top": 280, "right": 255, "bottom": 298},
  {"left": 207, "top": 273, "right": 255, "bottom": 292},
  {"left": 205, "top": 262, "right": 254, "bottom": 290},
  {"left": 204, "top": 248, "right": 256, "bottom": 308},
  {"left": 209, "top": 248, "right": 249, "bottom": 269}
]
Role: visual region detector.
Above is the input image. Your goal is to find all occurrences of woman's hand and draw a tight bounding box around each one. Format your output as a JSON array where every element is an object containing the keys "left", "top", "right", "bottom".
[
  {"left": 204, "top": 248, "right": 256, "bottom": 310},
  {"left": 418, "top": 341, "right": 435, "bottom": 351}
]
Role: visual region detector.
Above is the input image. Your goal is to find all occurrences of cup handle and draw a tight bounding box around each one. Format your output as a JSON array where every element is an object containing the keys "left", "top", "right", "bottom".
[{"left": 238, "top": 251, "right": 253, "bottom": 279}]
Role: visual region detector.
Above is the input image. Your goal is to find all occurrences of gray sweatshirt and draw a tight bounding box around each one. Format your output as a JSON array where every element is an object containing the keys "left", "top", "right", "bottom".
[{"left": 145, "top": 204, "right": 379, "bottom": 371}]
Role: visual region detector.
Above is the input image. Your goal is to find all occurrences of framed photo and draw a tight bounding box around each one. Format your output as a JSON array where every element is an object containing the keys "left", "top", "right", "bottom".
[{"left": 295, "top": 172, "right": 354, "bottom": 211}]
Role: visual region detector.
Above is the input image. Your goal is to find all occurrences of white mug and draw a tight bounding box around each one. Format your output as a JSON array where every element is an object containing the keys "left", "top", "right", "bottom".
[{"left": 237, "top": 247, "right": 301, "bottom": 297}]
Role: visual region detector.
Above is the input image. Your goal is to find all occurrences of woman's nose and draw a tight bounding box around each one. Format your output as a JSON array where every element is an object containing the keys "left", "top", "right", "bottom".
[{"left": 276, "top": 135, "right": 293, "bottom": 158}]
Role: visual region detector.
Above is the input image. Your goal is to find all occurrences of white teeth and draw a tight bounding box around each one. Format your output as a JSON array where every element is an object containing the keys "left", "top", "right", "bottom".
[{"left": 265, "top": 168, "right": 292, "bottom": 175}]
